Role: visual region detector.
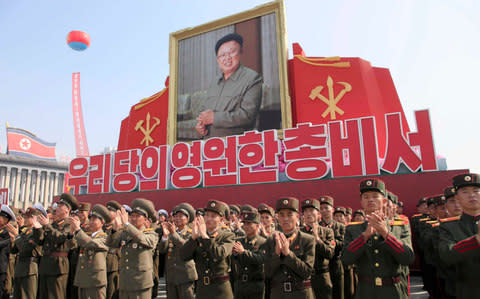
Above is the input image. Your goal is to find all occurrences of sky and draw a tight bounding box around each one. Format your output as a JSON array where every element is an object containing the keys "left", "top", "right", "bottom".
[{"left": 1, "top": 0, "right": 479, "bottom": 173}]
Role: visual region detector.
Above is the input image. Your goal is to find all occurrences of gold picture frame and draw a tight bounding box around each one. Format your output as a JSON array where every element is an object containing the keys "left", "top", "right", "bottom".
[{"left": 167, "top": 0, "right": 291, "bottom": 144}]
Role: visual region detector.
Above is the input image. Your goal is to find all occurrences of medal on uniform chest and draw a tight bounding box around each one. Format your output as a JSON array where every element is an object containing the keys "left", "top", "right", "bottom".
[
  {"left": 132, "top": 243, "right": 138, "bottom": 249},
  {"left": 121, "top": 240, "right": 126, "bottom": 246}
]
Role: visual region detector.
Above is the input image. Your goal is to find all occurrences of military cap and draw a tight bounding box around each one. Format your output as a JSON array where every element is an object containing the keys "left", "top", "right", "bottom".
[
  {"left": 57, "top": 193, "right": 79, "bottom": 210},
  {"left": 25, "top": 207, "right": 41, "bottom": 217},
  {"left": 346, "top": 207, "right": 353, "bottom": 215},
  {"left": 89, "top": 204, "right": 112, "bottom": 223},
  {"left": 301, "top": 198, "right": 320, "bottom": 211},
  {"left": 131, "top": 198, "right": 156, "bottom": 221},
  {"left": 334, "top": 206, "right": 346, "bottom": 215},
  {"left": 432, "top": 195, "right": 446, "bottom": 206},
  {"left": 240, "top": 204, "right": 256, "bottom": 213},
  {"left": 221, "top": 202, "right": 231, "bottom": 218},
  {"left": 157, "top": 209, "right": 168, "bottom": 218},
  {"left": 33, "top": 203, "right": 47, "bottom": 217},
  {"left": 173, "top": 203, "right": 195, "bottom": 223},
  {"left": 10, "top": 207, "right": 20, "bottom": 218},
  {"left": 416, "top": 197, "right": 427, "bottom": 207},
  {"left": 204, "top": 200, "right": 228, "bottom": 217},
  {"left": 215, "top": 33, "right": 243, "bottom": 55},
  {"left": 229, "top": 205, "right": 241, "bottom": 215},
  {"left": 319, "top": 196, "right": 334, "bottom": 207},
  {"left": 257, "top": 203, "right": 274, "bottom": 216},
  {"left": 276, "top": 197, "right": 299, "bottom": 212},
  {"left": 241, "top": 211, "right": 260, "bottom": 224},
  {"left": 78, "top": 202, "right": 91, "bottom": 212},
  {"left": 106, "top": 200, "right": 122, "bottom": 211},
  {"left": 398, "top": 201, "right": 404, "bottom": 208},
  {"left": 353, "top": 209, "right": 365, "bottom": 217},
  {"left": 123, "top": 204, "right": 132, "bottom": 214},
  {"left": 444, "top": 186, "right": 456, "bottom": 199},
  {"left": 359, "top": 179, "right": 386, "bottom": 196},
  {"left": 427, "top": 196, "right": 436, "bottom": 206},
  {"left": 196, "top": 208, "right": 205, "bottom": 216},
  {"left": 388, "top": 192, "right": 398, "bottom": 205},
  {"left": 452, "top": 173, "right": 480, "bottom": 190},
  {"left": 0, "top": 205, "right": 15, "bottom": 222}
]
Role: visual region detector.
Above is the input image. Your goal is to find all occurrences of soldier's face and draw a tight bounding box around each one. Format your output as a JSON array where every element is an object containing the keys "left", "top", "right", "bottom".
[
  {"left": 78, "top": 211, "right": 88, "bottom": 224},
  {"left": 260, "top": 213, "right": 273, "bottom": 227},
  {"left": 302, "top": 207, "right": 318, "bottom": 225},
  {"left": 173, "top": 212, "right": 188, "bottom": 229},
  {"left": 216, "top": 40, "right": 241, "bottom": 77},
  {"left": 130, "top": 212, "right": 147, "bottom": 229},
  {"left": 353, "top": 214, "right": 365, "bottom": 222},
  {"left": 204, "top": 211, "right": 222, "bottom": 231},
  {"left": 435, "top": 204, "right": 447, "bottom": 219},
  {"left": 446, "top": 197, "right": 462, "bottom": 217},
  {"left": 55, "top": 203, "right": 70, "bottom": 220},
  {"left": 0, "top": 216, "right": 8, "bottom": 227},
  {"left": 88, "top": 216, "right": 103, "bottom": 233},
  {"left": 360, "top": 191, "right": 385, "bottom": 214},
  {"left": 319, "top": 204, "right": 333, "bottom": 220},
  {"left": 243, "top": 221, "right": 259, "bottom": 238},
  {"left": 277, "top": 209, "right": 299, "bottom": 233},
  {"left": 456, "top": 186, "right": 480, "bottom": 213},
  {"left": 334, "top": 213, "right": 346, "bottom": 224},
  {"left": 417, "top": 203, "right": 428, "bottom": 214}
]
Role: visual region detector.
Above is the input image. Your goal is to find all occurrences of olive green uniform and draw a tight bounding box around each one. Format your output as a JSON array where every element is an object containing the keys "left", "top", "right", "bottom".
[
  {"left": 12, "top": 226, "right": 43, "bottom": 299},
  {"left": 74, "top": 229, "right": 108, "bottom": 299},
  {"left": 37, "top": 218, "right": 76, "bottom": 299},
  {"left": 231, "top": 234, "right": 266, "bottom": 299},
  {"left": 439, "top": 213, "right": 480, "bottom": 299},
  {"left": 342, "top": 221, "right": 415, "bottom": 299},
  {"left": 104, "top": 224, "right": 120, "bottom": 299},
  {"left": 320, "top": 219, "right": 345, "bottom": 299},
  {"left": 107, "top": 224, "right": 159, "bottom": 299},
  {"left": 301, "top": 224, "right": 335, "bottom": 299},
  {"left": 180, "top": 229, "right": 235, "bottom": 299},
  {"left": 264, "top": 230, "right": 315, "bottom": 299},
  {"left": 158, "top": 227, "right": 197, "bottom": 299}
]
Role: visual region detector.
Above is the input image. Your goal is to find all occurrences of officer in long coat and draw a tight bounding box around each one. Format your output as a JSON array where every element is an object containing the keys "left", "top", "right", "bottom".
[
  {"left": 11, "top": 205, "right": 44, "bottom": 299},
  {"left": 36, "top": 193, "right": 78, "bottom": 299},
  {"left": 439, "top": 173, "right": 480, "bottom": 299},
  {"left": 180, "top": 200, "right": 235, "bottom": 299},
  {"left": 158, "top": 203, "right": 197, "bottom": 299},
  {"left": 342, "top": 179, "right": 414, "bottom": 299},
  {"left": 107, "top": 198, "right": 159, "bottom": 299},
  {"left": 71, "top": 204, "right": 111, "bottom": 299},
  {"left": 264, "top": 197, "right": 315, "bottom": 299}
]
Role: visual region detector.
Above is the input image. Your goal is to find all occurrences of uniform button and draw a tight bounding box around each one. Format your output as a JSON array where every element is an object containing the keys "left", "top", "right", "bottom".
[
  {"left": 125, "top": 259, "right": 128, "bottom": 262},
  {"left": 373, "top": 236, "right": 379, "bottom": 240},
  {"left": 374, "top": 249, "right": 379, "bottom": 254},
  {"left": 126, "top": 266, "right": 129, "bottom": 270},
  {"left": 125, "top": 252, "right": 128, "bottom": 255},
  {"left": 80, "top": 266, "right": 84, "bottom": 269},
  {"left": 375, "top": 263, "right": 379, "bottom": 267}
]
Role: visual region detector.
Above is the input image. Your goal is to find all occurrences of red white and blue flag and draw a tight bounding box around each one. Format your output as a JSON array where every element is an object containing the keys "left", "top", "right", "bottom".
[{"left": 6, "top": 126, "right": 56, "bottom": 161}]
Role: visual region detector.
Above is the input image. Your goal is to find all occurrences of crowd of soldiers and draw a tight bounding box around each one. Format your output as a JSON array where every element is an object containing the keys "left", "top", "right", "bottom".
[{"left": 0, "top": 173, "right": 478, "bottom": 299}]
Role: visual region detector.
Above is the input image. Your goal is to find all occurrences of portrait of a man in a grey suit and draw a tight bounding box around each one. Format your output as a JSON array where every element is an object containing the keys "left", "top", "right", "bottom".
[{"left": 195, "top": 33, "right": 263, "bottom": 138}]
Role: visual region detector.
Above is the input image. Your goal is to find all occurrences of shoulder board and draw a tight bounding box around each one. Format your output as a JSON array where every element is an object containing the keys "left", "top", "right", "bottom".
[
  {"left": 398, "top": 215, "right": 409, "bottom": 220},
  {"left": 346, "top": 221, "right": 363, "bottom": 226},
  {"left": 439, "top": 216, "right": 460, "bottom": 223},
  {"left": 21, "top": 227, "right": 29, "bottom": 233},
  {"left": 395, "top": 216, "right": 409, "bottom": 222},
  {"left": 95, "top": 232, "right": 107, "bottom": 238},
  {"left": 389, "top": 220, "right": 408, "bottom": 226},
  {"left": 144, "top": 228, "right": 155, "bottom": 232},
  {"left": 426, "top": 220, "right": 438, "bottom": 224},
  {"left": 411, "top": 214, "right": 422, "bottom": 217},
  {"left": 187, "top": 228, "right": 192, "bottom": 233},
  {"left": 432, "top": 223, "right": 440, "bottom": 227},
  {"left": 419, "top": 218, "right": 430, "bottom": 222}
]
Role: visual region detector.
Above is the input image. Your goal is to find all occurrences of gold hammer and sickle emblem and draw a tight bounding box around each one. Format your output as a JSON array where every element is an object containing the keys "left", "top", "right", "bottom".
[
  {"left": 135, "top": 112, "right": 161, "bottom": 146},
  {"left": 309, "top": 76, "right": 352, "bottom": 120}
]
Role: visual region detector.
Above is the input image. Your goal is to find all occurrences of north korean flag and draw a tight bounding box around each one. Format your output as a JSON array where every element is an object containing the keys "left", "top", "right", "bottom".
[{"left": 6, "top": 127, "right": 56, "bottom": 161}]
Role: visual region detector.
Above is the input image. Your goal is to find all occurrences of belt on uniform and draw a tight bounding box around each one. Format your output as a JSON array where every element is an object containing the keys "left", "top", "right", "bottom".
[
  {"left": 238, "top": 274, "right": 264, "bottom": 283},
  {"left": 358, "top": 275, "right": 401, "bottom": 287},
  {"left": 272, "top": 280, "right": 312, "bottom": 293},
  {"left": 202, "top": 274, "right": 229, "bottom": 286},
  {"left": 16, "top": 256, "right": 39, "bottom": 263},
  {"left": 45, "top": 252, "right": 68, "bottom": 257}
]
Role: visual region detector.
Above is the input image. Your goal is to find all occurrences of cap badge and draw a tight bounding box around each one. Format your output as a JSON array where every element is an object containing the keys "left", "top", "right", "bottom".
[
  {"left": 465, "top": 175, "right": 472, "bottom": 182},
  {"left": 366, "top": 180, "right": 372, "bottom": 186},
  {"left": 306, "top": 200, "right": 310, "bottom": 204},
  {"left": 210, "top": 202, "right": 216, "bottom": 207},
  {"left": 283, "top": 199, "right": 289, "bottom": 205}
]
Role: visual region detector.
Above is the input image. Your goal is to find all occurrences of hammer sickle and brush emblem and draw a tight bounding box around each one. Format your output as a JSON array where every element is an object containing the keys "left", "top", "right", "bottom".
[
  {"left": 309, "top": 76, "right": 352, "bottom": 120},
  {"left": 135, "top": 112, "right": 161, "bottom": 146}
]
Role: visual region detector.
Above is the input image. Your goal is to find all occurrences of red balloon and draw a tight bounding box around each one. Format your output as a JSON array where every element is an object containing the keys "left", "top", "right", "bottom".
[{"left": 67, "top": 30, "right": 90, "bottom": 51}]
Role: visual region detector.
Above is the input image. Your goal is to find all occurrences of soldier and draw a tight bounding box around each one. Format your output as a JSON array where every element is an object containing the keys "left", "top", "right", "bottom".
[
  {"left": 333, "top": 207, "right": 347, "bottom": 225},
  {"left": 107, "top": 198, "right": 159, "bottom": 299},
  {"left": 158, "top": 203, "right": 197, "bottom": 299},
  {"left": 0, "top": 206, "right": 15, "bottom": 298},
  {"left": 301, "top": 198, "right": 335, "bottom": 299},
  {"left": 342, "top": 179, "right": 414, "bottom": 298},
  {"left": 3, "top": 206, "right": 20, "bottom": 299},
  {"left": 180, "top": 200, "right": 235, "bottom": 299},
  {"left": 345, "top": 208, "right": 353, "bottom": 224},
  {"left": 257, "top": 203, "right": 276, "bottom": 238},
  {"left": 231, "top": 211, "right": 266, "bottom": 299},
  {"left": 264, "top": 197, "right": 315, "bottom": 298},
  {"left": 320, "top": 196, "right": 345, "bottom": 299},
  {"left": 36, "top": 193, "right": 78, "bottom": 299},
  {"left": 105, "top": 200, "right": 122, "bottom": 299},
  {"left": 70, "top": 204, "right": 111, "bottom": 299},
  {"left": 229, "top": 205, "right": 245, "bottom": 237},
  {"left": 439, "top": 173, "right": 480, "bottom": 298},
  {"left": 78, "top": 202, "right": 91, "bottom": 231},
  {"left": 10, "top": 205, "right": 44, "bottom": 299},
  {"left": 352, "top": 210, "right": 365, "bottom": 223}
]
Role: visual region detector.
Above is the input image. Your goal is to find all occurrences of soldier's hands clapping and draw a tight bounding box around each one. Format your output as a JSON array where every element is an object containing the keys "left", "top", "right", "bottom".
[
  {"left": 191, "top": 217, "right": 199, "bottom": 240},
  {"left": 233, "top": 241, "right": 245, "bottom": 254},
  {"left": 368, "top": 212, "right": 388, "bottom": 238},
  {"left": 37, "top": 214, "right": 49, "bottom": 226},
  {"left": 274, "top": 232, "right": 282, "bottom": 256},
  {"left": 116, "top": 208, "right": 129, "bottom": 226},
  {"left": 69, "top": 216, "right": 81, "bottom": 232},
  {"left": 197, "top": 215, "right": 208, "bottom": 239},
  {"left": 279, "top": 233, "right": 291, "bottom": 256},
  {"left": 31, "top": 215, "right": 42, "bottom": 229},
  {"left": 5, "top": 223, "right": 18, "bottom": 240},
  {"left": 162, "top": 221, "right": 175, "bottom": 237}
]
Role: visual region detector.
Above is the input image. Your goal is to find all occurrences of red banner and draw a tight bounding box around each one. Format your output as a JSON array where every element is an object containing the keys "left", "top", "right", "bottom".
[
  {"left": 6, "top": 127, "right": 56, "bottom": 161},
  {"left": 0, "top": 188, "right": 8, "bottom": 205},
  {"left": 72, "top": 72, "right": 90, "bottom": 157}
]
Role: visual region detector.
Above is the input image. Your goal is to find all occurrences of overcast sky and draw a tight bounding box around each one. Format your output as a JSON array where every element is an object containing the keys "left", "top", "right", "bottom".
[{"left": 0, "top": 0, "right": 479, "bottom": 173}]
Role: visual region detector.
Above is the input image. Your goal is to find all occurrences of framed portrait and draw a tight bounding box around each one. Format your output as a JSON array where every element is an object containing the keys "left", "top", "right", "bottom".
[{"left": 167, "top": 0, "right": 291, "bottom": 144}]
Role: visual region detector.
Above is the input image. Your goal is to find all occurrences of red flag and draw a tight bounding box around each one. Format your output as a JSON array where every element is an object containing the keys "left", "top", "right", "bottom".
[{"left": 6, "top": 126, "right": 56, "bottom": 161}]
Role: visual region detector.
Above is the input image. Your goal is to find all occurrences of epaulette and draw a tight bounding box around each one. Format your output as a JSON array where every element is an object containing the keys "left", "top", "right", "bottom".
[
  {"left": 389, "top": 220, "right": 409, "bottom": 226},
  {"left": 411, "top": 214, "right": 422, "bottom": 217},
  {"left": 187, "top": 228, "right": 192, "bottom": 233},
  {"left": 21, "top": 227, "right": 29, "bottom": 233},
  {"left": 346, "top": 221, "right": 363, "bottom": 226},
  {"left": 397, "top": 215, "right": 409, "bottom": 220},
  {"left": 95, "top": 232, "right": 107, "bottom": 238},
  {"left": 426, "top": 220, "right": 438, "bottom": 224},
  {"left": 439, "top": 216, "right": 460, "bottom": 223},
  {"left": 144, "top": 228, "right": 155, "bottom": 232},
  {"left": 432, "top": 223, "right": 440, "bottom": 228},
  {"left": 419, "top": 218, "right": 430, "bottom": 222}
]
